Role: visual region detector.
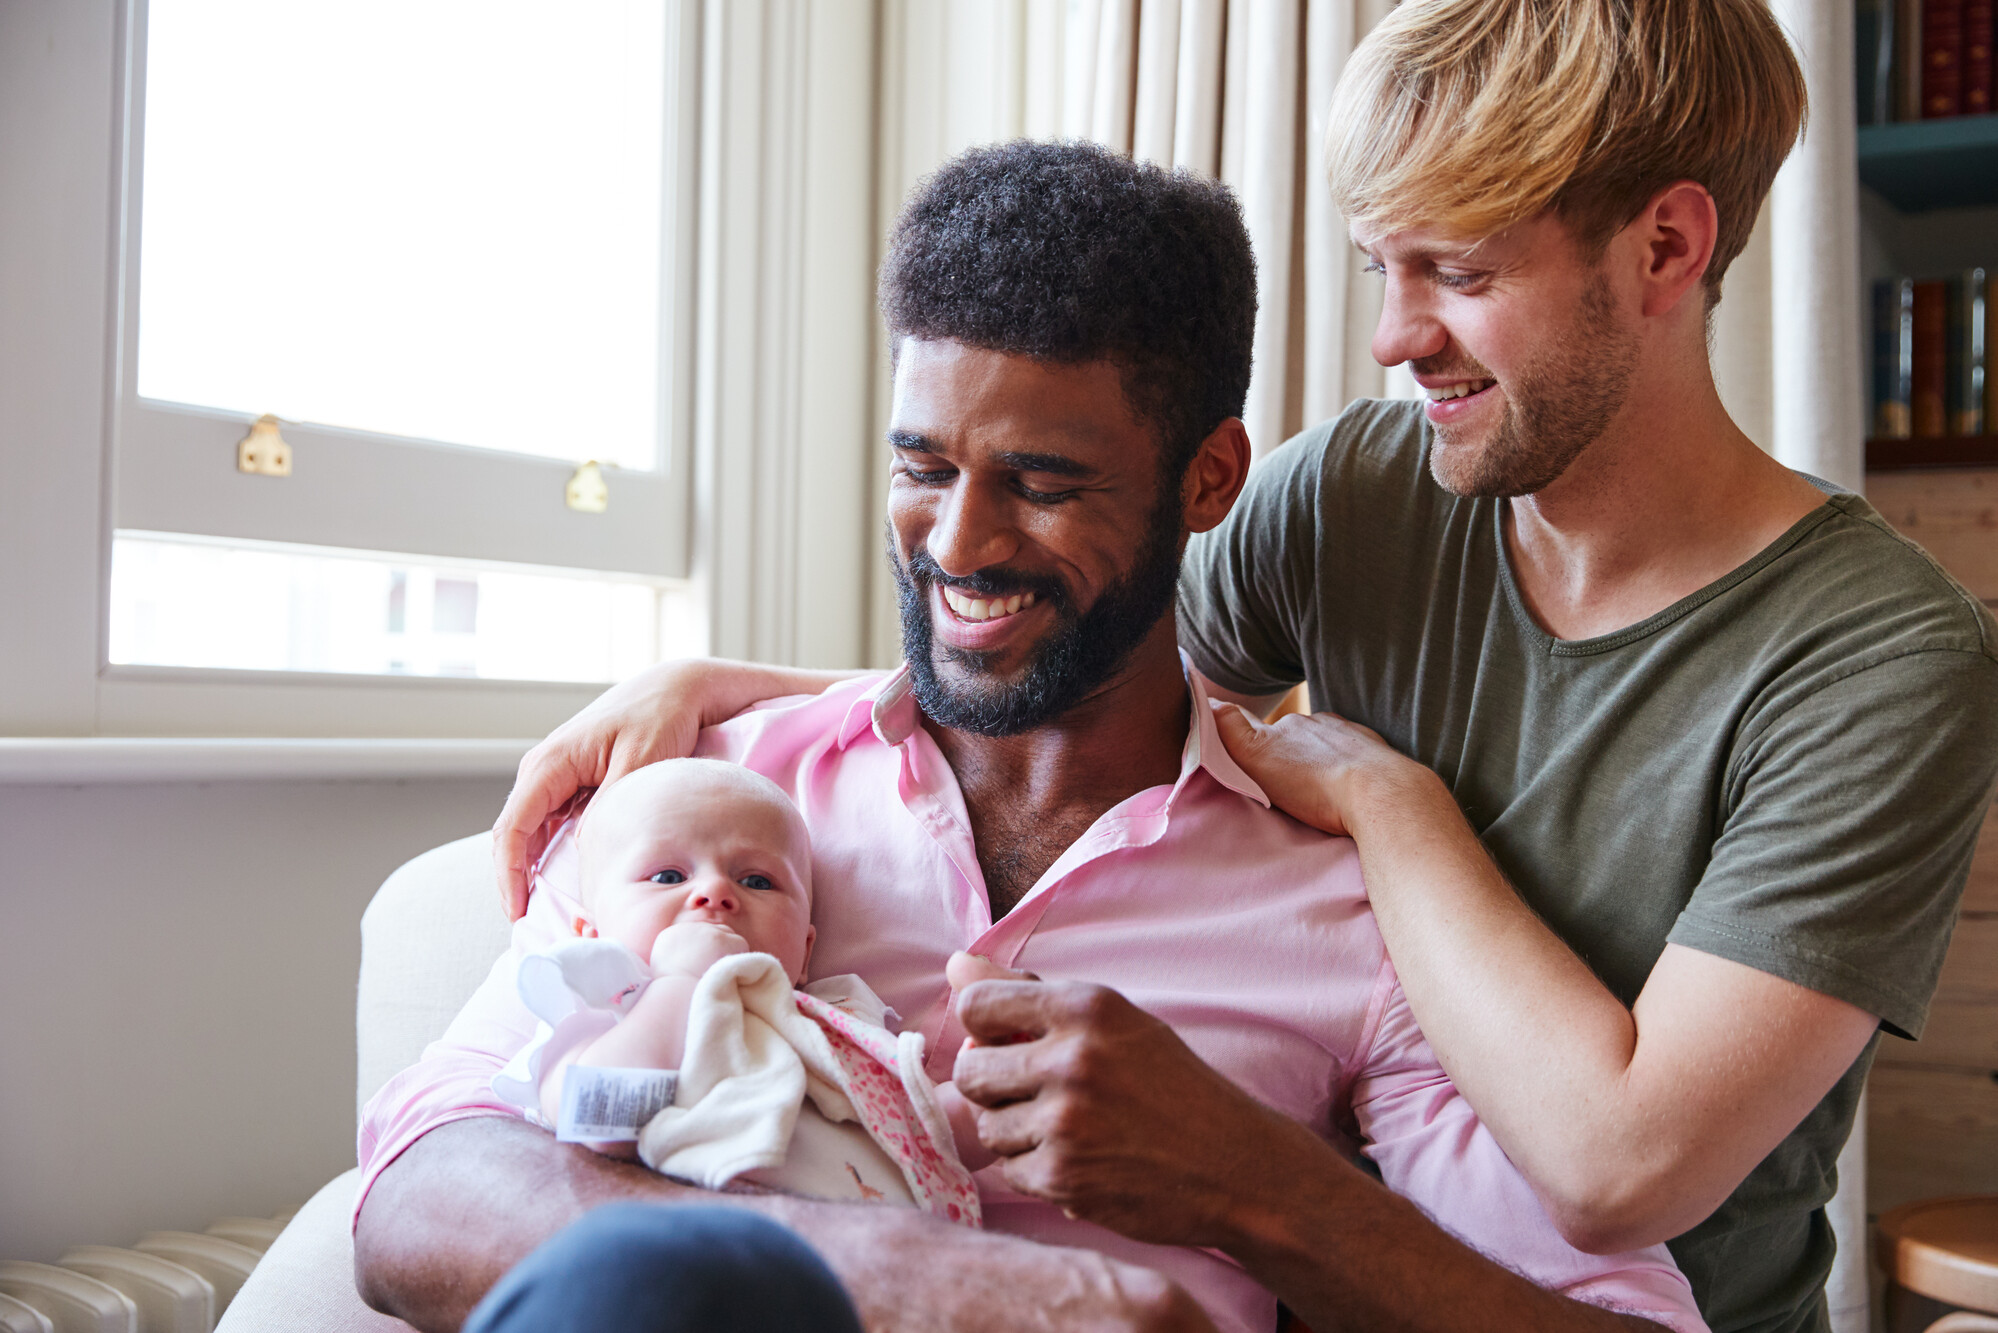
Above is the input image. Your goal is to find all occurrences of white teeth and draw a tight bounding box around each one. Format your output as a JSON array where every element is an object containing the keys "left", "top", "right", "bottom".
[
  {"left": 1426, "top": 379, "right": 1493, "bottom": 402},
  {"left": 942, "top": 586, "right": 1038, "bottom": 622}
]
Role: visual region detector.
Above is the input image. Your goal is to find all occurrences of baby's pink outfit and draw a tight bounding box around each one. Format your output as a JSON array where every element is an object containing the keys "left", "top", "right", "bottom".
[{"left": 493, "top": 941, "right": 979, "bottom": 1226}]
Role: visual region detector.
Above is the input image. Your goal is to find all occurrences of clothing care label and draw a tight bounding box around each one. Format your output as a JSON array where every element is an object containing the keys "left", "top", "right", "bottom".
[{"left": 557, "top": 1066, "right": 679, "bottom": 1142}]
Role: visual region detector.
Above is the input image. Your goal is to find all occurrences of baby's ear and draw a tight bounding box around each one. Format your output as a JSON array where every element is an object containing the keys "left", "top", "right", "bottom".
[
  {"left": 796, "top": 923, "right": 818, "bottom": 984},
  {"left": 572, "top": 915, "right": 599, "bottom": 939}
]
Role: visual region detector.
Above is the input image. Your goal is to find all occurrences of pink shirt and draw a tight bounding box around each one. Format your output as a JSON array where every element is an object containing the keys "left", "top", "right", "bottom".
[{"left": 359, "top": 666, "right": 1706, "bottom": 1333}]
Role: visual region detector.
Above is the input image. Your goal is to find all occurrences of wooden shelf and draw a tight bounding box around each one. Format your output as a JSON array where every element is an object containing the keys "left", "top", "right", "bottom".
[
  {"left": 1857, "top": 116, "right": 1998, "bottom": 212},
  {"left": 1866, "top": 436, "right": 1998, "bottom": 470}
]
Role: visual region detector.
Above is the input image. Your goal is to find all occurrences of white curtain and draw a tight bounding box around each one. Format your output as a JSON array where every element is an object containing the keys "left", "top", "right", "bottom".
[
  {"left": 1741, "top": 16, "right": 1871, "bottom": 1333},
  {"left": 1713, "top": 0, "right": 1868, "bottom": 500},
  {"left": 871, "top": 6, "right": 1871, "bottom": 1329}
]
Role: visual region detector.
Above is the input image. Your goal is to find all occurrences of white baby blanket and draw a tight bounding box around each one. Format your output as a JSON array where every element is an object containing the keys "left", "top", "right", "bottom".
[{"left": 493, "top": 940, "right": 981, "bottom": 1224}]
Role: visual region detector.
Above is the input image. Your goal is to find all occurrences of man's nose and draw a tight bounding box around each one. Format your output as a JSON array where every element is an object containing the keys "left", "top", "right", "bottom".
[
  {"left": 926, "top": 477, "right": 1019, "bottom": 578},
  {"left": 1371, "top": 271, "right": 1449, "bottom": 370}
]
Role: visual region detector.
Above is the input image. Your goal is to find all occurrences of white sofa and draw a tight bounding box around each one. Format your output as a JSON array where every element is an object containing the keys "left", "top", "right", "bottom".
[{"left": 218, "top": 830, "right": 1873, "bottom": 1332}]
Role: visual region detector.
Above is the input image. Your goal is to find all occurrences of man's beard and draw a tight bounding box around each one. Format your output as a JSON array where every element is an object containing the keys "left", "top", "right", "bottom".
[
  {"left": 892, "top": 491, "right": 1184, "bottom": 738},
  {"left": 1423, "top": 272, "right": 1638, "bottom": 499}
]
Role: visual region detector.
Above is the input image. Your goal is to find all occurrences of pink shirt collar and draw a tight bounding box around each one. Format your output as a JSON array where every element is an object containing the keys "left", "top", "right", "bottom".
[{"left": 834, "top": 653, "right": 1271, "bottom": 812}]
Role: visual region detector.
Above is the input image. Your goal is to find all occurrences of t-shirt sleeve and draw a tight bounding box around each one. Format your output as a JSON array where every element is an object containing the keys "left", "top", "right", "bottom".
[
  {"left": 1177, "top": 426, "right": 1328, "bottom": 698},
  {"left": 1670, "top": 647, "right": 1998, "bottom": 1038},
  {"left": 1351, "top": 968, "right": 1710, "bottom": 1332}
]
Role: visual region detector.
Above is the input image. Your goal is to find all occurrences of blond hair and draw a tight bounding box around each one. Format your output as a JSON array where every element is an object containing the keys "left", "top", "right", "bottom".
[{"left": 1328, "top": 0, "right": 1806, "bottom": 300}]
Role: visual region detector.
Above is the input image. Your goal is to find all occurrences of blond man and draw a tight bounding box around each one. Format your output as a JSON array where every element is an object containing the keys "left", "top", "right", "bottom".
[
  {"left": 482, "top": 2, "right": 1998, "bottom": 1330},
  {"left": 1185, "top": 3, "right": 1998, "bottom": 1332}
]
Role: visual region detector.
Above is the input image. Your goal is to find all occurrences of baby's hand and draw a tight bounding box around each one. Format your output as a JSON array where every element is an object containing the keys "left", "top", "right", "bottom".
[
  {"left": 648, "top": 920, "right": 750, "bottom": 978},
  {"left": 944, "top": 950, "right": 1037, "bottom": 990},
  {"left": 946, "top": 951, "right": 1040, "bottom": 1047}
]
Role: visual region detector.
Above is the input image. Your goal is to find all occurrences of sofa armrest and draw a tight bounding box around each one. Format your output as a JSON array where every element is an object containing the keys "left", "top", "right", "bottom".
[
  {"left": 214, "top": 1170, "right": 410, "bottom": 1333},
  {"left": 356, "top": 833, "right": 513, "bottom": 1120}
]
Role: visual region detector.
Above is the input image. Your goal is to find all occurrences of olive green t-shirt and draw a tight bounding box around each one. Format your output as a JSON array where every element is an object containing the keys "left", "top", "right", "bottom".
[{"left": 1177, "top": 399, "right": 1998, "bottom": 1333}]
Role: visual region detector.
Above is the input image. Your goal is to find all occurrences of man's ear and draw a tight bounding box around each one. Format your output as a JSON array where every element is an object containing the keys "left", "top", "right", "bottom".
[
  {"left": 1181, "top": 417, "right": 1252, "bottom": 535},
  {"left": 1627, "top": 180, "right": 1719, "bottom": 320}
]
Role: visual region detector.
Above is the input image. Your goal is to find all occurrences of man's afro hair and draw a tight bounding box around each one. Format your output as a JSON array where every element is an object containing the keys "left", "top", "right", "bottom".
[{"left": 879, "top": 139, "right": 1257, "bottom": 478}]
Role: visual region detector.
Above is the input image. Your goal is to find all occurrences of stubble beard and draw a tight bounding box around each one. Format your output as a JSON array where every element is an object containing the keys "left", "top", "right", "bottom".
[
  {"left": 890, "top": 487, "right": 1186, "bottom": 738},
  {"left": 1424, "top": 273, "right": 1639, "bottom": 500}
]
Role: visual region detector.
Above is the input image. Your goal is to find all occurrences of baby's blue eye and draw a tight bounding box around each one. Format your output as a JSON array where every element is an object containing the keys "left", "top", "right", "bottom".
[
  {"left": 650, "top": 869, "right": 686, "bottom": 884},
  {"left": 740, "top": 874, "right": 775, "bottom": 891}
]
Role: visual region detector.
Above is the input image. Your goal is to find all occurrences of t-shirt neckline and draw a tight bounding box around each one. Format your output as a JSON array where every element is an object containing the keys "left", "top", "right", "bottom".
[{"left": 1492, "top": 492, "right": 1854, "bottom": 658}]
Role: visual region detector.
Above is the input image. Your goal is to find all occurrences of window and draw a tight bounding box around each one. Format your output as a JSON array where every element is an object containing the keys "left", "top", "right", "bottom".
[
  {"left": 110, "top": 0, "right": 699, "bottom": 683},
  {"left": 110, "top": 533, "right": 687, "bottom": 683}
]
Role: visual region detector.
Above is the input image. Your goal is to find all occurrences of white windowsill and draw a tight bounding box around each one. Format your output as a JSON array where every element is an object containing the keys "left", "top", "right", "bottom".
[{"left": 0, "top": 737, "right": 535, "bottom": 784}]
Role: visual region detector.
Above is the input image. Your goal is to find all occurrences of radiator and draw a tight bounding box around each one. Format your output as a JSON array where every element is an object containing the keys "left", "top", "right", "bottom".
[{"left": 0, "top": 1209, "right": 291, "bottom": 1333}]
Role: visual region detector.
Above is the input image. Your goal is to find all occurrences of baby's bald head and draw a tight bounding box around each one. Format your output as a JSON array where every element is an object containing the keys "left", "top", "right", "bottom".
[
  {"left": 575, "top": 759, "right": 817, "bottom": 982},
  {"left": 579, "top": 759, "right": 812, "bottom": 901}
]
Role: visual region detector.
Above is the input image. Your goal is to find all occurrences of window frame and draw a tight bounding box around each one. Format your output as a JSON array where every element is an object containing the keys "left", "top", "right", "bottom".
[
  {"left": 0, "top": 0, "right": 883, "bottom": 744},
  {"left": 108, "top": 0, "right": 702, "bottom": 582}
]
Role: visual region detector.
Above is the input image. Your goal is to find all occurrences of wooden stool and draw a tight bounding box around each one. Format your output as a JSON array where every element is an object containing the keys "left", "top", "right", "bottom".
[{"left": 1878, "top": 1197, "right": 1998, "bottom": 1333}]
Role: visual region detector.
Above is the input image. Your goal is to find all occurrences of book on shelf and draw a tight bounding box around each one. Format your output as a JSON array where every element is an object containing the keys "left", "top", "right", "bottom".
[
  {"left": 1914, "top": 280, "right": 1948, "bottom": 436},
  {"left": 1874, "top": 278, "right": 1915, "bottom": 438},
  {"left": 1894, "top": 0, "right": 1926, "bottom": 117},
  {"left": 1862, "top": 0, "right": 1998, "bottom": 119},
  {"left": 1872, "top": 272, "right": 1991, "bottom": 443},
  {"left": 1949, "top": 268, "right": 1989, "bottom": 435},
  {"left": 1860, "top": 0, "right": 1897, "bottom": 123},
  {"left": 1970, "top": 0, "right": 1995, "bottom": 113},
  {"left": 1926, "top": 0, "right": 1966, "bottom": 118},
  {"left": 1899, "top": 0, "right": 1928, "bottom": 118}
]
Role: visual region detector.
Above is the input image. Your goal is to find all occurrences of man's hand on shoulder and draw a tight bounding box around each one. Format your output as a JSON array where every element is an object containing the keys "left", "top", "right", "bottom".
[
  {"left": 492, "top": 658, "right": 858, "bottom": 920},
  {"left": 1207, "top": 697, "right": 1444, "bottom": 841},
  {"left": 354, "top": 1114, "right": 1215, "bottom": 1333}
]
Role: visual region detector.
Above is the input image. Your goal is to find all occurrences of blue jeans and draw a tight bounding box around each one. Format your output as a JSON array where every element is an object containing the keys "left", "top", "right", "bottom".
[{"left": 463, "top": 1203, "right": 865, "bottom": 1333}]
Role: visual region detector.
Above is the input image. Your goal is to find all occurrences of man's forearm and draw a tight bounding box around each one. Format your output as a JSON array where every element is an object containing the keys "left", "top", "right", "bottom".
[
  {"left": 1340, "top": 766, "right": 1648, "bottom": 1171},
  {"left": 1342, "top": 768, "right": 1876, "bottom": 1251},
  {"left": 357, "top": 1117, "right": 735, "bottom": 1330},
  {"left": 355, "top": 1116, "right": 1211, "bottom": 1333},
  {"left": 696, "top": 658, "right": 865, "bottom": 722},
  {"left": 1216, "top": 1114, "right": 1668, "bottom": 1333}
]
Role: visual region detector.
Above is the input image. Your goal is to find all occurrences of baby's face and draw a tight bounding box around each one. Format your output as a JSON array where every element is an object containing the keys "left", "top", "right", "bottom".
[{"left": 581, "top": 764, "right": 815, "bottom": 984}]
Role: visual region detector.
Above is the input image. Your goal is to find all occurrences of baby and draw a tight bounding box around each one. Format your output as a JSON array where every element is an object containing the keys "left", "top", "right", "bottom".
[{"left": 493, "top": 758, "right": 984, "bottom": 1221}]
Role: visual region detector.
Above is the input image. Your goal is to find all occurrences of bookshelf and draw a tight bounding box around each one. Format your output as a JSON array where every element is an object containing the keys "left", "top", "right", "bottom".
[
  {"left": 1858, "top": 108, "right": 1996, "bottom": 478},
  {"left": 1865, "top": 434, "right": 1998, "bottom": 468},
  {"left": 1857, "top": 114, "right": 1998, "bottom": 211},
  {"left": 1855, "top": 39, "right": 1998, "bottom": 1216}
]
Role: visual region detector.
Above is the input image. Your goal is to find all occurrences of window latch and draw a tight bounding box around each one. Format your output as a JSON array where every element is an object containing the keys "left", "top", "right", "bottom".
[
  {"left": 235, "top": 414, "right": 293, "bottom": 477},
  {"left": 566, "top": 460, "right": 608, "bottom": 513}
]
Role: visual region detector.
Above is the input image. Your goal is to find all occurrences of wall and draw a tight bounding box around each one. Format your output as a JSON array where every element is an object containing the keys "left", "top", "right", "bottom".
[
  {"left": 1861, "top": 471, "right": 1998, "bottom": 1215},
  {"left": 0, "top": 775, "right": 509, "bottom": 1261}
]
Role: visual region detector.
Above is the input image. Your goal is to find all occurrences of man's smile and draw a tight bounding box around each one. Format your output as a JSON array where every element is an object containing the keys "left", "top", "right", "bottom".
[
  {"left": 1420, "top": 375, "right": 1498, "bottom": 425},
  {"left": 940, "top": 586, "right": 1040, "bottom": 623},
  {"left": 931, "top": 582, "right": 1052, "bottom": 652},
  {"left": 1425, "top": 378, "right": 1493, "bottom": 401}
]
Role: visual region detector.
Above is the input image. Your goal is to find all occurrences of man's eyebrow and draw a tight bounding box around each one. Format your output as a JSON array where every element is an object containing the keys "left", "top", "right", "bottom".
[
  {"left": 886, "top": 433, "right": 1099, "bottom": 479},
  {"left": 1353, "top": 237, "right": 1486, "bottom": 265},
  {"left": 994, "top": 451, "right": 1096, "bottom": 478}
]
